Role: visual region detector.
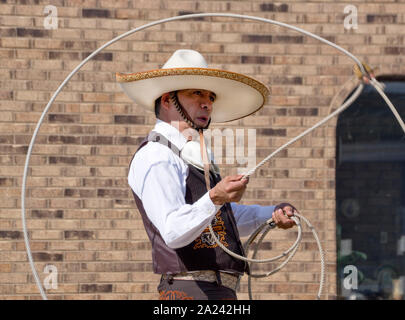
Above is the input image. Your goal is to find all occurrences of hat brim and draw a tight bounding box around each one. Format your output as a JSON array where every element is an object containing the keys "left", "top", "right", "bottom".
[{"left": 116, "top": 68, "right": 270, "bottom": 123}]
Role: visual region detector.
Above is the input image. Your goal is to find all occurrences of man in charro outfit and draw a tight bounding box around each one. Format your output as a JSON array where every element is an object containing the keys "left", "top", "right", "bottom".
[{"left": 116, "top": 49, "right": 297, "bottom": 300}]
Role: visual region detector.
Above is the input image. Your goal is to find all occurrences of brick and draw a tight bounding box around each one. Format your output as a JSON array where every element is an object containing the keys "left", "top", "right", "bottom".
[
  {"left": 31, "top": 230, "right": 63, "bottom": 240},
  {"left": 0, "top": 231, "right": 23, "bottom": 239},
  {"left": 82, "top": 8, "right": 112, "bottom": 18},
  {"left": 276, "top": 35, "right": 304, "bottom": 44},
  {"left": 31, "top": 60, "right": 64, "bottom": 72},
  {"left": 48, "top": 51, "right": 79, "bottom": 60},
  {"left": 49, "top": 156, "right": 79, "bottom": 165},
  {"left": 271, "top": 76, "right": 303, "bottom": 85},
  {"left": 242, "top": 34, "right": 272, "bottom": 43},
  {"left": 0, "top": 274, "right": 27, "bottom": 284},
  {"left": 48, "top": 114, "right": 79, "bottom": 123},
  {"left": 32, "top": 252, "right": 63, "bottom": 262},
  {"left": 75, "top": 284, "right": 115, "bottom": 295},
  {"left": 64, "top": 188, "right": 96, "bottom": 198},
  {"left": 48, "top": 135, "right": 81, "bottom": 144},
  {"left": 0, "top": 251, "right": 30, "bottom": 262},
  {"left": 64, "top": 0, "right": 97, "bottom": 7},
  {"left": 1, "top": 37, "right": 30, "bottom": 49},
  {"left": 64, "top": 231, "right": 95, "bottom": 240},
  {"left": 97, "top": 251, "right": 128, "bottom": 261},
  {"left": 0, "top": 284, "right": 15, "bottom": 295},
  {"left": 82, "top": 29, "right": 113, "bottom": 41},
  {"left": 97, "top": 189, "right": 128, "bottom": 198},
  {"left": 0, "top": 177, "right": 14, "bottom": 187},
  {"left": 366, "top": 14, "right": 397, "bottom": 24},
  {"left": 65, "top": 251, "right": 96, "bottom": 261},
  {"left": 241, "top": 55, "right": 272, "bottom": 64},
  {"left": 63, "top": 273, "right": 97, "bottom": 283},
  {"left": 288, "top": 108, "right": 319, "bottom": 117},
  {"left": 82, "top": 136, "right": 113, "bottom": 145},
  {"left": 178, "top": 11, "right": 206, "bottom": 21},
  {"left": 114, "top": 115, "right": 145, "bottom": 124},
  {"left": 81, "top": 92, "right": 111, "bottom": 102},
  {"left": 97, "top": 230, "right": 129, "bottom": 240},
  {"left": 259, "top": 3, "right": 289, "bottom": 12},
  {"left": 49, "top": 241, "right": 80, "bottom": 251},
  {"left": 112, "top": 220, "right": 139, "bottom": 229},
  {"left": 384, "top": 47, "right": 405, "bottom": 55},
  {"left": 0, "top": 28, "right": 17, "bottom": 37},
  {"left": 257, "top": 128, "right": 286, "bottom": 136},
  {"left": 82, "top": 241, "right": 113, "bottom": 251},
  {"left": 115, "top": 282, "right": 148, "bottom": 293},
  {"left": 48, "top": 219, "right": 81, "bottom": 229},
  {"left": 16, "top": 28, "right": 50, "bottom": 37}
]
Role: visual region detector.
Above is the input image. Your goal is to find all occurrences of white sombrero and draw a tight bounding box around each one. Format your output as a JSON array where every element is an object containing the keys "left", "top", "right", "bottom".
[{"left": 116, "top": 49, "right": 270, "bottom": 123}]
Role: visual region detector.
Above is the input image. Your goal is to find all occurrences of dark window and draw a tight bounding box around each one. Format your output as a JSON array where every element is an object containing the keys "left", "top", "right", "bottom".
[{"left": 336, "top": 76, "right": 405, "bottom": 300}]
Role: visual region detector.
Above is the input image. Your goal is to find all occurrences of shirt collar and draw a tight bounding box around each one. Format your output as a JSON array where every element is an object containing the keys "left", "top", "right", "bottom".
[{"left": 152, "top": 119, "right": 189, "bottom": 151}]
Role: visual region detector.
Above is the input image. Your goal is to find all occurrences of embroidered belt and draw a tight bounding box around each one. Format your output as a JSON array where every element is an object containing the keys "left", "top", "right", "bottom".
[{"left": 163, "top": 270, "right": 240, "bottom": 291}]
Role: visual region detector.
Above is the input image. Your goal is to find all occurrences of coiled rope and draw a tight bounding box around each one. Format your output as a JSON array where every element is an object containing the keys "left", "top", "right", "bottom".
[
  {"left": 243, "top": 213, "right": 324, "bottom": 300},
  {"left": 21, "top": 13, "right": 405, "bottom": 300}
]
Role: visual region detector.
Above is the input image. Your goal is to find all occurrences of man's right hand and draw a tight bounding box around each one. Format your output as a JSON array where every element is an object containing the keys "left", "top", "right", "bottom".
[{"left": 209, "top": 175, "right": 249, "bottom": 206}]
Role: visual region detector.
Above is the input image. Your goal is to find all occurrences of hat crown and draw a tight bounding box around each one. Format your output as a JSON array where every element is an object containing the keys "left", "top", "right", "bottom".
[{"left": 162, "top": 49, "right": 208, "bottom": 69}]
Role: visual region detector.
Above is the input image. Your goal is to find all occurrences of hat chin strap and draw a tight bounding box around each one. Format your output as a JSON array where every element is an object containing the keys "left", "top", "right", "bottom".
[{"left": 169, "top": 91, "right": 212, "bottom": 190}]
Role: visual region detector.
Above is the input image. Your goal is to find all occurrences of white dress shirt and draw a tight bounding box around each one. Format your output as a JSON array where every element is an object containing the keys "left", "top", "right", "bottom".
[{"left": 128, "top": 119, "right": 275, "bottom": 249}]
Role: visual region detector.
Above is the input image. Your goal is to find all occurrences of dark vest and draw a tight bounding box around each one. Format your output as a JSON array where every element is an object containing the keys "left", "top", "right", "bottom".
[{"left": 130, "top": 132, "right": 248, "bottom": 275}]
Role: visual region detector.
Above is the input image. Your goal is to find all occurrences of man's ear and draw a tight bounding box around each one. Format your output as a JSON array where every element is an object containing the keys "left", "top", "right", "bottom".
[{"left": 160, "top": 92, "right": 172, "bottom": 111}]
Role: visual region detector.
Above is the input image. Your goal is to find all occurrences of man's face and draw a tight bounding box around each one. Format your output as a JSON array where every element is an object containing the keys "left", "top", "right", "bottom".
[{"left": 176, "top": 89, "right": 216, "bottom": 128}]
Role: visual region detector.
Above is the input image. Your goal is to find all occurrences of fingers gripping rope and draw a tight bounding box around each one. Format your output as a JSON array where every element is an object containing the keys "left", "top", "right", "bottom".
[{"left": 21, "top": 13, "right": 405, "bottom": 300}]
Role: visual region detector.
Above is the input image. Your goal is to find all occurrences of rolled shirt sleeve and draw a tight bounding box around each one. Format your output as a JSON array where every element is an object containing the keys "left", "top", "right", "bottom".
[{"left": 231, "top": 203, "right": 275, "bottom": 237}]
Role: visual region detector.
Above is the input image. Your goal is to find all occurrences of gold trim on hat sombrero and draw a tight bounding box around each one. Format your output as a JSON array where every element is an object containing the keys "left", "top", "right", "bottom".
[{"left": 116, "top": 67, "right": 270, "bottom": 104}]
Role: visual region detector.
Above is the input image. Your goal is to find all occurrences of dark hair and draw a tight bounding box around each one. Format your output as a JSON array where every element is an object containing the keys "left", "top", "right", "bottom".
[{"left": 154, "top": 96, "right": 162, "bottom": 117}]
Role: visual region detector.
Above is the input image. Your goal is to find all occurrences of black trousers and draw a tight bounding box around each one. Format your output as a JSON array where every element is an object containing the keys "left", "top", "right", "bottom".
[{"left": 158, "top": 277, "right": 237, "bottom": 300}]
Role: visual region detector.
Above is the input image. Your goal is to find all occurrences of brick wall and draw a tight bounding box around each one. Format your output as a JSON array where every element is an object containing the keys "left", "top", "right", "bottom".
[{"left": 1, "top": 0, "right": 404, "bottom": 300}]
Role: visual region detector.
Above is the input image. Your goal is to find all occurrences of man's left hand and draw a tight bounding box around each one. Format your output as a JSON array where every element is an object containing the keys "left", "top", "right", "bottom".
[{"left": 272, "top": 203, "right": 297, "bottom": 229}]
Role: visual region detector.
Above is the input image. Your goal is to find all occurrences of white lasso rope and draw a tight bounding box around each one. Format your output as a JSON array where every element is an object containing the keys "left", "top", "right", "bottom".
[{"left": 21, "top": 13, "right": 405, "bottom": 300}]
